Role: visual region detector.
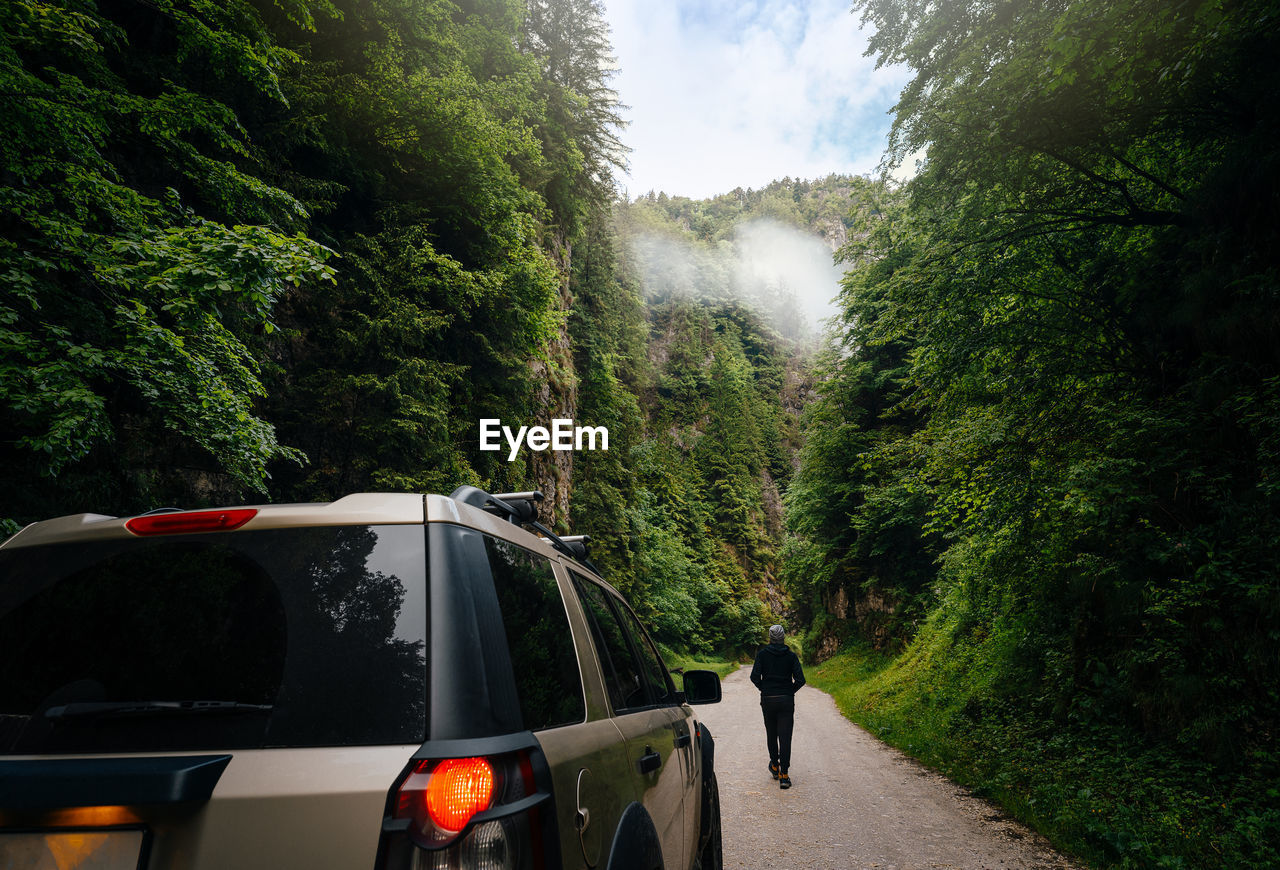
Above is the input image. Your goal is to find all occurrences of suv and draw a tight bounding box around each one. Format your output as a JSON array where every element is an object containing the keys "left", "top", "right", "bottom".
[{"left": 0, "top": 486, "right": 724, "bottom": 870}]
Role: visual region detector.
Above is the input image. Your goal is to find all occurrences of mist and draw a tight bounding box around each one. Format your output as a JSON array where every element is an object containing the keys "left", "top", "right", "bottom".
[{"left": 626, "top": 218, "right": 846, "bottom": 343}]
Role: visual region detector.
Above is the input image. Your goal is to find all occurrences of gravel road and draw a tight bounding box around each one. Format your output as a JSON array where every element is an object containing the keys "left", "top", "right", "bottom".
[{"left": 694, "top": 665, "right": 1082, "bottom": 870}]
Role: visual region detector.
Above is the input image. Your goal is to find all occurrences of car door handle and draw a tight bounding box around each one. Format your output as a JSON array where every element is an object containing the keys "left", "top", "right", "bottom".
[
  {"left": 638, "top": 747, "right": 661, "bottom": 774},
  {"left": 674, "top": 732, "right": 691, "bottom": 748},
  {"left": 575, "top": 768, "right": 592, "bottom": 833}
]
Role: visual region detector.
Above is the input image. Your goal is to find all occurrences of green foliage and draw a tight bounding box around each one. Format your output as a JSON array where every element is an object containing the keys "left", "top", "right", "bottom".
[
  {"left": 250, "top": 0, "right": 626, "bottom": 500},
  {"left": 629, "top": 173, "right": 876, "bottom": 244},
  {"left": 0, "top": 0, "right": 335, "bottom": 518},
  {"left": 791, "top": 0, "right": 1280, "bottom": 864},
  {"left": 564, "top": 193, "right": 828, "bottom": 657},
  {"left": 0, "top": 0, "right": 630, "bottom": 525},
  {"left": 659, "top": 646, "right": 740, "bottom": 680},
  {"left": 0, "top": 0, "right": 772, "bottom": 668},
  {"left": 616, "top": 299, "right": 785, "bottom": 654},
  {"left": 563, "top": 201, "right": 796, "bottom": 654},
  {"left": 521, "top": 0, "right": 627, "bottom": 236},
  {"left": 782, "top": 182, "right": 936, "bottom": 651},
  {"left": 837, "top": 0, "right": 1280, "bottom": 748},
  {"left": 568, "top": 205, "right": 646, "bottom": 587},
  {"left": 811, "top": 634, "right": 1280, "bottom": 869},
  {"left": 268, "top": 222, "right": 559, "bottom": 498}
]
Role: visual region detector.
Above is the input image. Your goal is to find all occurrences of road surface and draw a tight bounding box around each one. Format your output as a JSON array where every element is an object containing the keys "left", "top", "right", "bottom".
[{"left": 694, "top": 665, "right": 1082, "bottom": 870}]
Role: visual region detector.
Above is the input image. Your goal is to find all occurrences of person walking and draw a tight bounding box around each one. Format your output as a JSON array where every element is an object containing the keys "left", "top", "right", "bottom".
[{"left": 750, "top": 623, "right": 805, "bottom": 789}]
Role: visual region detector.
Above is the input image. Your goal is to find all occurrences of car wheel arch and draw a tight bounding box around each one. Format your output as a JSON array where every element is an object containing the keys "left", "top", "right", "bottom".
[
  {"left": 697, "top": 723, "right": 716, "bottom": 842},
  {"left": 604, "top": 801, "right": 664, "bottom": 870}
]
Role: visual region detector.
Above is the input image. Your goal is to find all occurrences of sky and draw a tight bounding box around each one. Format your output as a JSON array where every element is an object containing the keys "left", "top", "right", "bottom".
[{"left": 601, "top": 0, "right": 912, "bottom": 200}]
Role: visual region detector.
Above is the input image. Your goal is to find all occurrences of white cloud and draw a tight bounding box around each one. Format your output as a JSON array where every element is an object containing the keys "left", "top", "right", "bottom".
[{"left": 603, "top": 0, "right": 910, "bottom": 199}]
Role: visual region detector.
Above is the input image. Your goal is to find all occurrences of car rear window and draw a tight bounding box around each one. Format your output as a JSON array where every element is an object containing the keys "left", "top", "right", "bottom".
[{"left": 0, "top": 525, "right": 427, "bottom": 754}]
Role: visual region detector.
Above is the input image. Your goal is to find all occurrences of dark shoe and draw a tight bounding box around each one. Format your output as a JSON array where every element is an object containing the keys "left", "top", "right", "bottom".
[
  {"left": 779, "top": 773, "right": 791, "bottom": 789},
  {"left": 768, "top": 761, "right": 780, "bottom": 780}
]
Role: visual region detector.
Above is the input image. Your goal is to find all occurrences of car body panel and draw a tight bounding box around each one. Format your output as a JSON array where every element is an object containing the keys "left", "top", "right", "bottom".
[
  {"left": 175, "top": 746, "right": 413, "bottom": 870},
  {"left": 534, "top": 719, "right": 635, "bottom": 869},
  {"left": 1, "top": 493, "right": 427, "bottom": 550},
  {"left": 612, "top": 705, "right": 687, "bottom": 870},
  {"left": 0, "top": 746, "right": 414, "bottom": 870}
]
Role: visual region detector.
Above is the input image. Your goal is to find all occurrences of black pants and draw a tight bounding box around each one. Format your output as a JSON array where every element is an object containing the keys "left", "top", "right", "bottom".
[{"left": 760, "top": 694, "right": 795, "bottom": 773}]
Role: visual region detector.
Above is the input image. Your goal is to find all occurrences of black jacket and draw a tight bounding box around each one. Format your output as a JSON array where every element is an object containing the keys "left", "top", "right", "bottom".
[{"left": 750, "top": 642, "right": 805, "bottom": 696}]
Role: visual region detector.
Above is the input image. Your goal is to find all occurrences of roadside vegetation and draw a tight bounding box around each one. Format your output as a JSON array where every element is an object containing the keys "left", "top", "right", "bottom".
[
  {"left": 660, "top": 647, "right": 740, "bottom": 681},
  {"left": 786, "top": 0, "right": 1279, "bottom": 867},
  {"left": 810, "top": 641, "right": 1277, "bottom": 868}
]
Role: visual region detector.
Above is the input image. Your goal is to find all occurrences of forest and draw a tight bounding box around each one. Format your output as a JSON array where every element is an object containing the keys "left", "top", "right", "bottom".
[{"left": 2, "top": 0, "right": 1277, "bottom": 867}]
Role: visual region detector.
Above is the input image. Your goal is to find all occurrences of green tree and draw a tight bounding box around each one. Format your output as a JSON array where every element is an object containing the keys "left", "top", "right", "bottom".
[
  {"left": 845, "top": 0, "right": 1280, "bottom": 743},
  {"left": 253, "top": 0, "right": 576, "bottom": 499},
  {"left": 521, "top": 0, "right": 627, "bottom": 233},
  {"left": 0, "top": 0, "right": 335, "bottom": 525},
  {"left": 791, "top": 0, "right": 1280, "bottom": 863}
]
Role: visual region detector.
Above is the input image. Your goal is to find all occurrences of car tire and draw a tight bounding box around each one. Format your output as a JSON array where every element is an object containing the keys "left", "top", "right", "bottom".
[{"left": 692, "top": 773, "right": 722, "bottom": 870}]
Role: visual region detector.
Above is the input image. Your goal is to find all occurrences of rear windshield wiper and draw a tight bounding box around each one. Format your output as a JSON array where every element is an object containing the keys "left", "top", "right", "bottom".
[{"left": 44, "top": 700, "right": 273, "bottom": 720}]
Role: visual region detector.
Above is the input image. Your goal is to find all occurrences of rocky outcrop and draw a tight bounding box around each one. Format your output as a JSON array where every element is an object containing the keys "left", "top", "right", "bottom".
[
  {"left": 528, "top": 233, "right": 576, "bottom": 527},
  {"left": 807, "top": 583, "right": 903, "bottom": 663},
  {"left": 815, "top": 216, "right": 848, "bottom": 252}
]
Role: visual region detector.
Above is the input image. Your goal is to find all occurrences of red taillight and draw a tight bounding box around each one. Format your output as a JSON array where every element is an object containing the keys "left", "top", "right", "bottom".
[
  {"left": 125, "top": 509, "right": 257, "bottom": 536},
  {"left": 382, "top": 752, "right": 542, "bottom": 870},
  {"left": 397, "top": 757, "right": 496, "bottom": 838},
  {"left": 425, "top": 758, "right": 495, "bottom": 832}
]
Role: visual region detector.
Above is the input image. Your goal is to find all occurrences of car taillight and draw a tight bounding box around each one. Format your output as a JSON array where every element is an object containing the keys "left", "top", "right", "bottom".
[
  {"left": 378, "top": 751, "right": 548, "bottom": 870},
  {"left": 401, "top": 758, "right": 495, "bottom": 835},
  {"left": 125, "top": 509, "right": 257, "bottom": 536}
]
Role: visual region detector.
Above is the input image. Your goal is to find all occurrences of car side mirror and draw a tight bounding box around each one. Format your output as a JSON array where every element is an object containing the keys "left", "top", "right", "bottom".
[{"left": 681, "top": 669, "right": 722, "bottom": 704}]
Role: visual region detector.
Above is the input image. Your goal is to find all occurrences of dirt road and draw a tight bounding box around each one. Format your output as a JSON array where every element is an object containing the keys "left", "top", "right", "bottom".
[{"left": 694, "top": 665, "right": 1082, "bottom": 870}]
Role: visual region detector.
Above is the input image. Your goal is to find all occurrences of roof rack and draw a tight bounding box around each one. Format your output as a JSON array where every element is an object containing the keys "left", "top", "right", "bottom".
[
  {"left": 559, "top": 534, "right": 591, "bottom": 562},
  {"left": 448, "top": 486, "right": 599, "bottom": 572}
]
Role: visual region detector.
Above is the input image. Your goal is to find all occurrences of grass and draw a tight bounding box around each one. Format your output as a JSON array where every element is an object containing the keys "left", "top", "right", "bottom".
[
  {"left": 807, "top": 630, "right": 1280, "bottom": 870},
  {"left": 660, "top": 646, "right": 741, "bottom": 680}
]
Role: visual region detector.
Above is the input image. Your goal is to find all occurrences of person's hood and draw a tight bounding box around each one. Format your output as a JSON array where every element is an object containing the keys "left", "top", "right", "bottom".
[{"left": 763, "top": 642, "right": 791, "bottom": 655}]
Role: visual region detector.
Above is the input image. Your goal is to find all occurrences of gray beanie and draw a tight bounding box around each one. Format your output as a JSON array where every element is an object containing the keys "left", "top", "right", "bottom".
[{"left": 769, "top": 624, "right": 785, "bottom": 643}]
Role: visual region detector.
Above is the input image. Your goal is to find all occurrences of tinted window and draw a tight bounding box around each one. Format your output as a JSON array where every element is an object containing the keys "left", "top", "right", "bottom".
[
  {"left": 485, "top": 535, "right": 585, "bottom": 731},
  {"left": 0, "top": 525, "right": 427, "bottom": 754},
  {"left": 613, "top": 601, "right": 675, "bottom": 705},
  {"left": 571, "top": 573, "right": 650, "bottom": 711}
]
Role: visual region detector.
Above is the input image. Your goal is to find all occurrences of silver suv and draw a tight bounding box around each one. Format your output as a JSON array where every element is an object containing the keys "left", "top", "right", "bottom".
[{"left": 0, "top": 486, "right": 724, "bottom": 870}]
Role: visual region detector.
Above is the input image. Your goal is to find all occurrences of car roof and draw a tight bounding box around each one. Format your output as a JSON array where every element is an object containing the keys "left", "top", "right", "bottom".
[
  {"left": 425, "top": 493, "right": 603, "bottom": 575},
  {"left": 0, "top": 493, "right": 427, "bottom": 550},
  {"left": 0, "top": 492, "right": 607, "bottom": 586}
]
